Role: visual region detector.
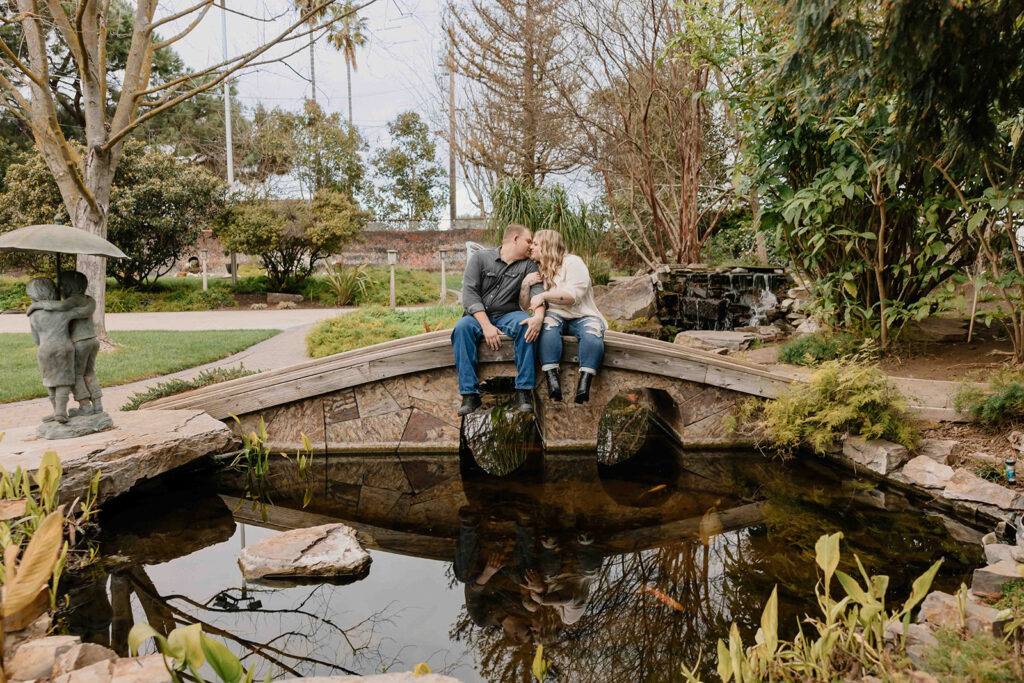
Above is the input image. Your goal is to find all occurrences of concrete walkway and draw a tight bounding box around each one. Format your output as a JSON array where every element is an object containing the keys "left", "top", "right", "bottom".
[
  {"left": 0, "top": 307, "right": 364, "bottom": 333},
  {"left": 0, "top": 323, "right": 315, "bottom": 427}
]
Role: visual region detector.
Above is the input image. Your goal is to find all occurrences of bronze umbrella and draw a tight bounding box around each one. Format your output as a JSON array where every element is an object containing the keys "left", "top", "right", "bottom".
[{"left": 0, "top": 224, "right": 127, "bottom": 293}]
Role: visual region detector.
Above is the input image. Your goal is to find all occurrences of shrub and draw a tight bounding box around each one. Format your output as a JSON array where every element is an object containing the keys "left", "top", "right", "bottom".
[
  {"left": 585, "top": 254, "right": 611, "bottom": 286},
  {"left": 0, "top": 141, "right": 225, "bottom": 287},
  {"left": 757, "top": 360, "right": 918, "bottom": 455},
  {"left": 323, "top": 263, "right": 374, "bottom": 305},
  {"left": 230, "top": 275, "right": 271, "bottom": 295},
  {"left": 923, "top": 628, "right": 1020, "bottom": 682},
  {"left": 955, "top": 370, "right": 1024, "bottom": 425},
  {"left": 216, "top": 189, "right": 369, "bottom": 291},
  {"left": 121, "top": 366, "right": 258, "bottom": 411},
  {"left": 778, "top": 332, "right": 865, "bottom": 366},
  {"left": 0, "top": 280, "right": 27, "bottom": 309},
  {"left": 306, "top": 305, "right": 462, "bottom": 358}
]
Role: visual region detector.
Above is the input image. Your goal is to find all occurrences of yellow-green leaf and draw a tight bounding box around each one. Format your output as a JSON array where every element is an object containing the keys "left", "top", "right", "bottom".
[
  {"left": 815, "top": 532, "right": 842, "bottom": 590},
  {"left": 413, "top": 662, "right": 432, "bottom": 676},
  {"left": 1, "top": 508, "right": 63, "bottom": 616},
  {"left": 717, "top": 639, "right": 733, "bottom": 683},
  {"left": 901, "top": 559, "right": 943, "bottom": 615},
  {"left": 128, "top": 623, "right": 169, "bottom": 657},
  {"left": 760, "top": 586, "right": 778, "bottom": 654},
  {"left": 532, "top": 644, "right": 550, "bottom": 682},
  {"left": 168, "top": 623, "right": 204, "bottom": 669},
  {"left": 201, "top": 633, "right": 243, "bottom": 683},
  {"left": 835, "top": 570, "right": 870, "bottom": 605}
]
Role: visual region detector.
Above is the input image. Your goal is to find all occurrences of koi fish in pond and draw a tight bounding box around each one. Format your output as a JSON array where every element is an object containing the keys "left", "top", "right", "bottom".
[{"left": 640, "top": 584, "right": 685, "bottom": 612}]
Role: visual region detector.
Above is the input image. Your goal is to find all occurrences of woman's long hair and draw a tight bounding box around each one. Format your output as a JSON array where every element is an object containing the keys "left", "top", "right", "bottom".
[{"left": 532, "top": 229, "right": 567, "bottom": 289}]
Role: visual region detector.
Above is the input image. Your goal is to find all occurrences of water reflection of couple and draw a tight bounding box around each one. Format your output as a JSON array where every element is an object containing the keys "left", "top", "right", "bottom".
[
  {"left": 454, "top": 504, "right": 602, "bottom": 645},
  {"left": 452, "top": 224, "right": 608, "bottom": 416}
]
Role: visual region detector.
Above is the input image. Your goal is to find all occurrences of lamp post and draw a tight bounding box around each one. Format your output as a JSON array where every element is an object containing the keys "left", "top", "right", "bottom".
[
  {"left": 387, "top": 249, "right": 398, "bottom": 309},
  {"left": 439, "top": 248, "right": 448, "bottom": 304}
]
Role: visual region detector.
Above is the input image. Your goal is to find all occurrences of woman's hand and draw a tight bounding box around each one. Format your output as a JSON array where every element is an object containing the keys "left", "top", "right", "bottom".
[
  {"left": 529, "top": 293, "right": 547, "bottom": 311},
  {"left": 522, "top": 272, "right": 542, "bottom": 288}
]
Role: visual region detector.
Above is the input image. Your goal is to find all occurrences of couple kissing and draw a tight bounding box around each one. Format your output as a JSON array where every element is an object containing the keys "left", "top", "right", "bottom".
[{"left": 451, "top": 223, "right": 607, "bottom": 416}]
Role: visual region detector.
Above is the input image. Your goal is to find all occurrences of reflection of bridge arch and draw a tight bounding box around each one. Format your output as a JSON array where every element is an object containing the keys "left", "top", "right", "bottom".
[{"left": 146, "top": 329, "right": 797, "bottom": 453}]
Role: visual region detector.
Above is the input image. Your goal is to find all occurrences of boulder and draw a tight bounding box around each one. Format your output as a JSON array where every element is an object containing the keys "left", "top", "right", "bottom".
[
  {"left": 906, "top": 316, "right": 968, "bottom": 343},
  {"left": 971, "top": 451, "right": 1005, "bottom": 468},
  {"left": 842, "top": 437, "right": 910, "bottom": 475},
  {"left": 267, "top": 292, "right": 304, "bottom": 305},
  {"left": 985, "top": 543, "right": 1024, "bottom": 565},
  {"left": 0, "top": 409, "right": 234, "bottom": 504},
  {"left": 239, "top": 523, "right": 371, "bottom": 581},
  {"left": 6, "top": 635, "right": 80, "bottom": 681},
  {"left": 674, "top": 330, "right": 756, "bottom": 352},
  {"left": 916, "top": 438, "right": 960, "bottom": 465},
  {"left": 593, "top": 274, "right": 656, "bottom": 324},
  {"left": 795, "top": 318, "right": 821, "bottom": 336},
  {"left": 53, "top": 659, "right": 113, "bottom": 683},
  {"left": 943, "top": 469, "right": 1024, "bottom": 510},
  {"left": 52, "top": 643, "right": 118, "bottom": 679},
  {"left": 277, "top": 301, "right": 298, "bottom": 310},
  {"left": 971, "top": 559, "right": 1024, "bottom": 596},
  {"left": 110, "top": 655, "right": 174, "bottom": 683},
  {"left": 917, "top": 590, "right": 1010, "bottom": 636},
  {"left": 904, "top": 624, "right": 940, "bottom": 671},
  {"left": 901, "top": 456, "right": 955, "bottom": 489},
  {"left": 787, "top": 286, "right": 810, "bottom": 301}
]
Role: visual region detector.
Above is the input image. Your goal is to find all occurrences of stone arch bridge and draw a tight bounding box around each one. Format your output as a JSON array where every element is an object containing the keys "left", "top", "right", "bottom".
[{"left": 146, "top": 330, "right": 799, "bottom": 454}]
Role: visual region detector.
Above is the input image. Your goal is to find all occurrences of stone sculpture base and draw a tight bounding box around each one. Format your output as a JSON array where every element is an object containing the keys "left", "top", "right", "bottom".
[{"left": 36, "top": 412, "right": 114, "bottom": 440}]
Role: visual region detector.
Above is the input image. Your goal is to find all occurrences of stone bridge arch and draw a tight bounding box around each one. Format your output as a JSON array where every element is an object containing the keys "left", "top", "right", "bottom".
[{"left": 146, "top": 330, "right": 797, "bottom": 454}]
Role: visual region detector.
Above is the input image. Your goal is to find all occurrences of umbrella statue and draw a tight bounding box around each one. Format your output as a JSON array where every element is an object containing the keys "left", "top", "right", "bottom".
[{"left": 0, "top": 223, "right": 126, "bottom": 439}]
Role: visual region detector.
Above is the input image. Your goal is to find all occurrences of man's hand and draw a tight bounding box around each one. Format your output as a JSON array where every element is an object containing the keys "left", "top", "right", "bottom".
[
  {"left": 529, "top": 292, "right": 547, "bottom": 311},
  {"left": 482, "top": 322, "right": 502, "bottom": 351},
  {"left": 520, "top": 312, "right": 543, "bottom": 343},
  {"left": 522, "top": 272, "right": 542, "bottom": 288},
  {"left": 476, "top": 551, "right": 504, "bottom": 585}
]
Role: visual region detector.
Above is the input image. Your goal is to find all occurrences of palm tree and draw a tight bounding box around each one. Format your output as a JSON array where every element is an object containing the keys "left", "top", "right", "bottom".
[
  {"left": 327, "top": 2, "right": 369, "bottom": 125},
  {"left": 293, "top": 0, "right": 330, "bottom": 103}
]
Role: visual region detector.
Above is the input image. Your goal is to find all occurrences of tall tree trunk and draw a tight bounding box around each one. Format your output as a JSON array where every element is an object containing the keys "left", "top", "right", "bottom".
[
  {"left": 346, "top": 59, "right": 353, "bottom": 124},
  {"left": 521, "top": 0, "right": 537, "bottom": 187}
]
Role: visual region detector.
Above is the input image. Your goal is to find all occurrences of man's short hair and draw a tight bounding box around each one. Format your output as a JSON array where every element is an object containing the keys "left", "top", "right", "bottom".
[{"left": 502, "top": 223, "right": 531, "bottom": 242}]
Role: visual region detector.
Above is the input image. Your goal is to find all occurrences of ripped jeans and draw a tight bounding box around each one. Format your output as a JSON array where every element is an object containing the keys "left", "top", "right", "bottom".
[{"left": 538, "top": 313, "right": 606, "bottom": 375}]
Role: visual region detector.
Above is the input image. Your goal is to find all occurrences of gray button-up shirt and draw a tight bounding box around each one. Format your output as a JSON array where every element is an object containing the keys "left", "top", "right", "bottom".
[{"left": 462, "top": 248, "right": 544, "bottom": 318}]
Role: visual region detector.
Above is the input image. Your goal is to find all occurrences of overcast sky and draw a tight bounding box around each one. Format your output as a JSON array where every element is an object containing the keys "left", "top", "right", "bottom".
[{"left": 160, "top": 0, "right": 481, "bottom": 216}]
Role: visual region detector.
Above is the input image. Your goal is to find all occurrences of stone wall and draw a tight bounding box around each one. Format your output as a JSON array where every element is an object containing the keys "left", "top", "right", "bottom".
[
  {"left": 655, "top": 265, "right": 790, "bottom": 332},
  {"left": 235, "top": 362, "right": 756, "bottom": 455}
]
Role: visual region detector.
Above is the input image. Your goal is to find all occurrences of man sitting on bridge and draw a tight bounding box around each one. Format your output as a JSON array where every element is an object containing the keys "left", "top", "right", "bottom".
[{"left": 452, "top": 224, "right": 546, "bottom": 415}]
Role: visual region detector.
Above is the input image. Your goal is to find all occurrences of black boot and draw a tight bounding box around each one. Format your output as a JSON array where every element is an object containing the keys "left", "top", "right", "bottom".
[
  {"left": 574, "top": 372, "right": 594, "bottom": 404},
  {"left": 515, "top": 389, "right": 534, "bottom": 413},
  {"left": 458, "top": 394, "right": 482, "bottom": 416},
  {"left": 545, "top": 369, "right": 562, "bottom": 401}
]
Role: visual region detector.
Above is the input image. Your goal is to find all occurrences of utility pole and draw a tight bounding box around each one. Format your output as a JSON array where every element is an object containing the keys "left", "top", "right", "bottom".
[
  {"left": 222, "top": 0, "right": 237, "bottom": 284},
  {"left": 448, "top": 35, "right": 457, "bottom": 226}
]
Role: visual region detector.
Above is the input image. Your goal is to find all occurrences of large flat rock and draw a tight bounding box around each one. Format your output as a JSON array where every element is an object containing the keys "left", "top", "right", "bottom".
[
  {"left": 0, "top": 410, "right": 233, "bottom": 503},
  {"left": 239, "top": 523, "right": 372, "bottom": 581}
]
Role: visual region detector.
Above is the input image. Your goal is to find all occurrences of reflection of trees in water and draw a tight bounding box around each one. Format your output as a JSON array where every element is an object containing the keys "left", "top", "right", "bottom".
[
  {"left": 450, "top": 535, "right": 768, "bottom": 682},
  {"left": 68, "top": 564, "right": 453, "bottom": 680},
  {"left": 446, "top": 465, "right": 985, "bottom": 682}
]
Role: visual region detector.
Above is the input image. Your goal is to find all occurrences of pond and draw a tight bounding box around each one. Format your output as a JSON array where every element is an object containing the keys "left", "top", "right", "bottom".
[{"left": 60, "top": 447, "right": 983, "bottom": 682}]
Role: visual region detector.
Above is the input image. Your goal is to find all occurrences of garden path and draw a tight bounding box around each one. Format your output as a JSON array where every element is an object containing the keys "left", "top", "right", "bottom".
[{"left": 0, "top": 322, "right": 312, "bottom": 428}]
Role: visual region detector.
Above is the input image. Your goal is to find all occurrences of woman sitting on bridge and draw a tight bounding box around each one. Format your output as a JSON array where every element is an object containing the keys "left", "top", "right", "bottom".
[{"left": 521, "top": 230, "right": 608, "bottom": 404}]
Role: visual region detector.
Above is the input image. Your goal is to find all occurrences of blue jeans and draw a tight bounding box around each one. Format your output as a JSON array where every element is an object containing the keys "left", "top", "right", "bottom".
[
  {"left": 538, "top": 313, "right": 605, "bottom": 375},
  {"left": 451, "top": 311, "right": 537, "bottom": 395}
]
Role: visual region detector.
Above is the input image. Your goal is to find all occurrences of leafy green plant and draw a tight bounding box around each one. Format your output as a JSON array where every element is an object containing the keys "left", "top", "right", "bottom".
[
  {"left": 324, "top": 262, "right": 374, "bottom": 306},
  {"left": 230, "top": 417, "right": 274, "bottom": 516},
  {"left": 129, "top": 622, "right": 264, "bottom": 683},
  {"left": 680, "top": 532, "right": 941, "bottom": 681},
  {"left": 923, "top": 627, "right": 1021, "bottom": 682},
  {"left": 122, "top": 366, "right": 258, "bottom": 411},
  {"left": 955, "top": 370, "right": 1024, "bottom": 425},
  {"left": 757, "top": 360, "right": 918, "bottom": 455},
  {"left": 532, "top": 644, "right": 551, "bottom": 682},
  {"left": 778, "top": 333, "right": 867, "bottom": 366}
]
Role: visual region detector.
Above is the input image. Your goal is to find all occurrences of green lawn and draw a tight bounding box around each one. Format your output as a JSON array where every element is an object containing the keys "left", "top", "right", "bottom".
[
  {"left": 0, "top": 329, "right": 277, "bottom": 403},
  {"left": 306, "top": 305, "right": 462, "bottom": 358}
]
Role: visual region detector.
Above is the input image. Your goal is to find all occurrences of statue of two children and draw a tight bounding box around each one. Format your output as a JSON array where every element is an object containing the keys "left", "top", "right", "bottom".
[{"left": 25, "top": 271, "right": 104, "bottom": 424}]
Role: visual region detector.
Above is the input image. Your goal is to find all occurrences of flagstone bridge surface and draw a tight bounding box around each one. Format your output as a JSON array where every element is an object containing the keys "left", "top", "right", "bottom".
[{"left": 145, "top": 329, "right": 799, "bottom": 453}]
